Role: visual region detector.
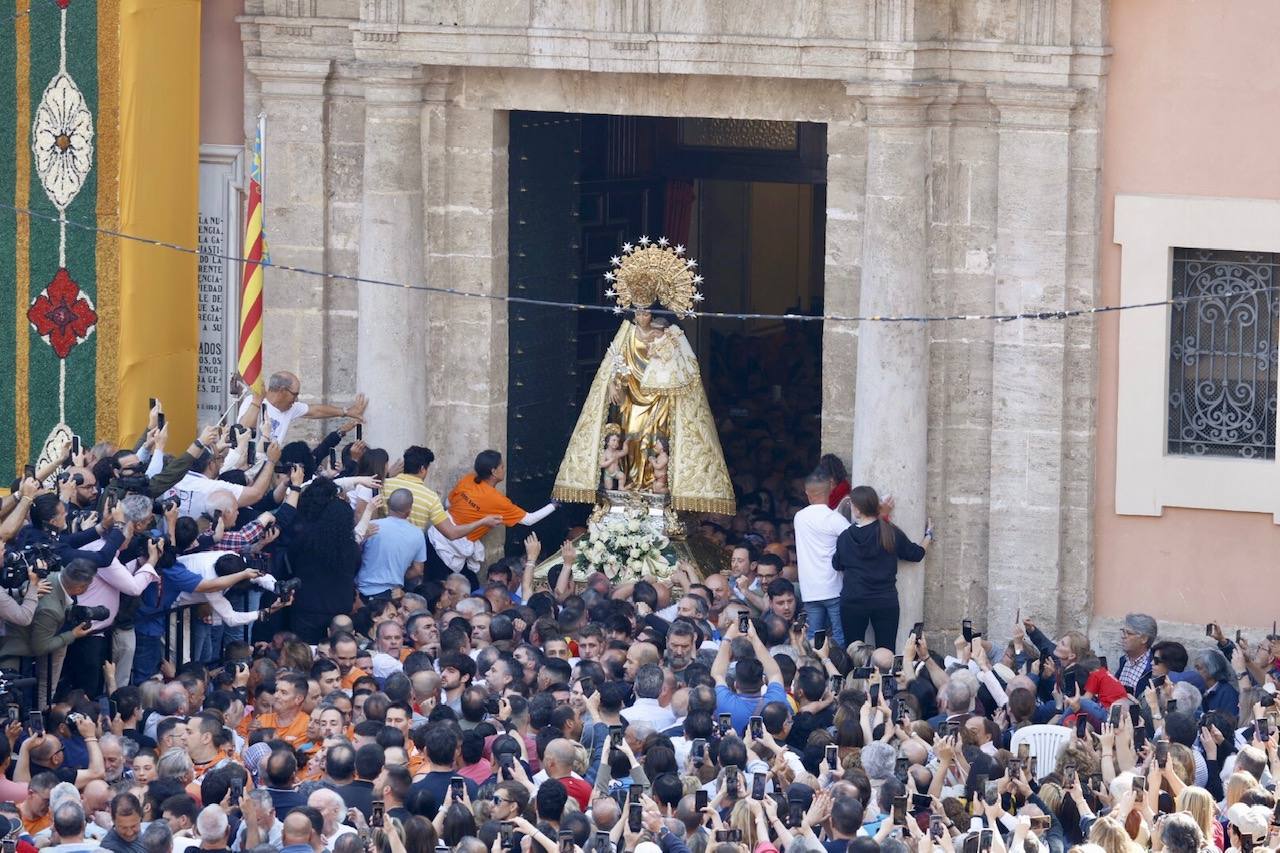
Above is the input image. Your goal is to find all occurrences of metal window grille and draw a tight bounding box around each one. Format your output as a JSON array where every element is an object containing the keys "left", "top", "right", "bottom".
[{"left": 1167, "top": 248, "right": 1279, "bottom": 459}]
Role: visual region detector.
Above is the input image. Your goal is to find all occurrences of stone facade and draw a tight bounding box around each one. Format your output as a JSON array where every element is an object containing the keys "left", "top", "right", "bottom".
[{"left": 240, "top": 0, "right": 1109, "bottom": 643}]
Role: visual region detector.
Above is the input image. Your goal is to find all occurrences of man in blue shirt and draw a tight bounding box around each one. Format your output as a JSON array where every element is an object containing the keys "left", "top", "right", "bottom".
[
  {"left": 132, "top": 548, "right": 263, "bottom": 685},
  {"left": 356, "top": 489, "right": 428, "bottom": 601},
  {"left": 711, "top": 616, "right": 788, "bottom": 735}
]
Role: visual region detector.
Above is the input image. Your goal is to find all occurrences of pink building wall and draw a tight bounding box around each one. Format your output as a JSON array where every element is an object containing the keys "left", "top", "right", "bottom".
[
  {"left": 1094, "top": 0, "right": 1280, "bottom": 627},
  {"left": 200, "top": 0, "right": 244, "bottom": 146}
]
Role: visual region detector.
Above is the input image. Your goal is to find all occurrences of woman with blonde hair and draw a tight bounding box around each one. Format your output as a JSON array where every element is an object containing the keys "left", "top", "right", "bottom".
[
  {"left": 1224, "top": 771, "right": 1259, "bottom": 810},
  {"left": 1176, "top": 786, "right": 1223, "bottom": 851},
  {"left": 727, "top": 798, "right": 759, "bottom": 851},
  {"left": 1088, "top": 815, "right": 1144, "bottom": 853}
]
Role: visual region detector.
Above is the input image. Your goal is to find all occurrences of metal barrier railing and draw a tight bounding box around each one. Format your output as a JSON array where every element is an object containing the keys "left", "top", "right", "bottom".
[{"left": 26, "top": 603, "right": 203, "bottom": 709}]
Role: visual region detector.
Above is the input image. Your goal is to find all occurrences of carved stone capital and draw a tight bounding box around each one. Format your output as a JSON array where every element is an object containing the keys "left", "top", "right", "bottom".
[
  {"left": 846, "top": 82, "right": 951, "bottom": 126},
  {"left": 357, "top": 63, "right": 426, "bottom": 104},
  {"left": 987, "top": 85, "right": 1080, "bottom": 129},
  {"left": 246, "top": 57, "right": 333, "bottom": 99}
]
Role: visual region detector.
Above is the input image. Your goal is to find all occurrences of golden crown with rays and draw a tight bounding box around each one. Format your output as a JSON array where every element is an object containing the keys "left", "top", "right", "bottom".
[{"left": 604, "top": 236, "right": 705, "bottom": 317}]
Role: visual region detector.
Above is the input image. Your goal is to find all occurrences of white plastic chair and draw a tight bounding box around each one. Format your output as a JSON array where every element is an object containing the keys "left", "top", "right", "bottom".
[{"left": 1009, "top": 724, "right": 1073, "bottom": 781}]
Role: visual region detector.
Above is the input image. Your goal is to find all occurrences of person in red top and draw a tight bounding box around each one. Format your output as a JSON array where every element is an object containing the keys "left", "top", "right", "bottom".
[
  {"left": 819, "top": 453, "right": 851, "bottom": 510},
  {"left": 1083, "top": 662, "right": 1130, "bottom": 709},
  {"left": 540, "top": 738, "right": 592, "bottom": 812},
  {"left": 447, "top": 451, "right": 556, "bottom": 543}
]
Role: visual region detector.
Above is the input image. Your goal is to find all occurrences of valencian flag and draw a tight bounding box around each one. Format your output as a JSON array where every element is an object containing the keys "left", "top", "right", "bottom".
[{"left": 237, "top": 114, "right": 267, "bottom": 393}]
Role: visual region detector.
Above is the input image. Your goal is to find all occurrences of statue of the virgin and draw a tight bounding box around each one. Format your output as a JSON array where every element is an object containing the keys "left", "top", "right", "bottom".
[{"left": 552, "top": 238, "right": 735, "bottom": 516}]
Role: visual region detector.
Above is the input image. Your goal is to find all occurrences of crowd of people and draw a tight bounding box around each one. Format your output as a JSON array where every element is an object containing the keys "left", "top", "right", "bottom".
[{"left": 0, "top": 369, "right": 1276, "bottom": 853}]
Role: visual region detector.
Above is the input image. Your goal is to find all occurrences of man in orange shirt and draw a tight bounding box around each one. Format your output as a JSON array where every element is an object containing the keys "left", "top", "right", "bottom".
[
  {"left": 18, "top": 772, "right": 55, "bottom": 835},
  {"left": 187, "top": 715, "right": 233, "bottom": 781},
  {"left": 253, "top": 672, "right": 315, "bottom": 756},
  {"left": 447, "top": 450, "right": 556, "bottom": 542},
  {"left": 329, "top": 634, "right": 369, "bottom": 692}
]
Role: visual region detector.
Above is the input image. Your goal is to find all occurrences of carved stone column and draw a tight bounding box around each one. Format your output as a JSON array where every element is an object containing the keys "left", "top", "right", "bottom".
[
  {"left": 986, "top": 86, "right": 1080, "bottom": 634},
  {"left": 849, "top": 85, "right": 934, "bottom": 649},
  {"left": 355, "top": 65, "right": 427, "bottom": 457},
  {"left": 245, "top": 58, "right": 333, "bottom": 431},
  {"left": 421, "top": 94, "right": 510, "bottom": 488}
]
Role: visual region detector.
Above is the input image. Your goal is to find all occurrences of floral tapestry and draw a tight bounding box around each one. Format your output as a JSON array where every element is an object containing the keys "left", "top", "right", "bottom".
[{"left": 0, "top": 0, "right": 119, "bottom": 476}]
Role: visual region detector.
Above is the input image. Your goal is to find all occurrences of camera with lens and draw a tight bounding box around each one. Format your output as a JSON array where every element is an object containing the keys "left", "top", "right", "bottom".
[
  {"left": 151, "top": 497, "right": 178, "bottom": 516},
  {"left": 1, "top": 543, "right": 59, "bottom": 588},
  {"left": 57, "top": 472, "right": 84, "bottom": 486},
  {"left": 277, "top": 577, "right": 301, "bottom": 599},
  {"left": 68, "top": 604, "right": 109, "bottom": 625}
]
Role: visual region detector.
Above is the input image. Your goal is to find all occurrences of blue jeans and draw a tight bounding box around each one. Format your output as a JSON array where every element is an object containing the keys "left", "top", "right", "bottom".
[
  {"left": 132, "top": 635, "right": 164, "bottom": 685},
  {"left": 223, "top": 588, "right": 262, "bottom": 647},
  {"left": 805, "top": 598, "right": 844, "bottom": 649},
  {"left": 190, "top": 620, "right": 226, "bottom": 664}
]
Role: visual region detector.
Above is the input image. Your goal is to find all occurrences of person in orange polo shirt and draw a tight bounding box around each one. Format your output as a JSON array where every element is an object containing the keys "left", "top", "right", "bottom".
[
  {"left": 187, "top": 715, "right": 234, "bottom": 781},
  {"left": 447, "top": 451, "right": 556, "bottom": 542},
  {"left": 329, "top": 633, "right": 370, "bottom": 692},
  {"left": 252, "top": 672, "right": 315, "bottom": 756},
  {"left": 17, "top": 772, "right": 55, "bottom": 835}
]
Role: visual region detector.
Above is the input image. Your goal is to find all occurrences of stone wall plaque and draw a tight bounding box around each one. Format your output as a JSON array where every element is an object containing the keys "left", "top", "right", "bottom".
[{"left": 197, "top": 146, "right": 244, "bottom": 428}]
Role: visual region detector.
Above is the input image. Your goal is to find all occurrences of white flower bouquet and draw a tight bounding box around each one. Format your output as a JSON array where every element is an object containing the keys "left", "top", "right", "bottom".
[{"left": 573, "top": 505, "right": 675, "bottom": 584}]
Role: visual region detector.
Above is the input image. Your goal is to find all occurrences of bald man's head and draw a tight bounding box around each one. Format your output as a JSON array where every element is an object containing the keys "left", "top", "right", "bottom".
[
  {"left": 543, "top": 739, "right": 578, "bottom": 778},
  {"left": 387, "top": 489, "right": 414, "bottom": 517},
  {"left": 281, "top": 812, "right": 314, "bottom": 846},
  {"left": 204, "top": 490, "right": 238, "bottom": 519}
]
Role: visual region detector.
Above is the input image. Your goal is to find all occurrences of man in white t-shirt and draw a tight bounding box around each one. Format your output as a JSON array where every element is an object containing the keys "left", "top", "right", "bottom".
[
  {"left": 171, "top": 550, "right": 283, "bottom": 628},
  {"left": 237, "top": 370, "right": 368, "bottom": 444},
  {"left": 162, "top": 439, "right": 281, "bottom": 519},
  {"left": 793, "top": 469, "right": 850, "bottom": 649}
]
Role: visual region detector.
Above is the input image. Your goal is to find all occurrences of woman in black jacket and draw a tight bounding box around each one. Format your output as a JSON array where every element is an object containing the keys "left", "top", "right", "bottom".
[
  {"left": 285, "top": 477, "right": 360, "bottom": 644},
  {"left": 832, "top": 485, "right": 932, "bottom": 649}
]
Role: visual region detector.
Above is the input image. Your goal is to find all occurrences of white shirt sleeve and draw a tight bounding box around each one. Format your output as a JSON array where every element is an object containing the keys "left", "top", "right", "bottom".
[
  {"left": 144, "top": 449, "right": 165, "bottom": 478},
  {"left": 202, "top": 591, "right": 261, "bottom": 628},
  {"left": 978, "top": 668, "right": 1010, "bottom": 708}
]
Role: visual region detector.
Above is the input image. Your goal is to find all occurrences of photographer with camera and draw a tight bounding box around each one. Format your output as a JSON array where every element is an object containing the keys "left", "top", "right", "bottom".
[
  {"left": 130, "top": 543, "right": 277, "bottom": 685},
  {"left": 0, "top": 559, "right": 101, "bottom": 700},
  {"left": 48, "top": 463, "right": 99, "bottom": 531},
  {"left": 0, "top": 481, "right": 55, "bottom": 630},
  {"left": 167, "top": 551, "right": 295, "bottom": 665},
  {"left": 8, "top": 491, "right": 128, "bottom": 571},
  {"left": 61, "top": 494, "right": 166, "bottom": 696}
]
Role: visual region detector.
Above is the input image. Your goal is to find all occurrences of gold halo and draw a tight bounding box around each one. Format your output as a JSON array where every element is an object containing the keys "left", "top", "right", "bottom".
[{"left": 607, "top": 240, "right": 704, "bottom": 316}]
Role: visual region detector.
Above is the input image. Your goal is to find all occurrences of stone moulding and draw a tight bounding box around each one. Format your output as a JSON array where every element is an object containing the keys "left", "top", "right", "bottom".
[{"left": 245, "top": 13, "right": 1107, "bottom": 90}]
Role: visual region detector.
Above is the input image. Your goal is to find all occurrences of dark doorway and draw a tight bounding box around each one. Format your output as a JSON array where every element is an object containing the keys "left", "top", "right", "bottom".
[{"left": 506, "top": 113, "right": 827, "bottom": 550}]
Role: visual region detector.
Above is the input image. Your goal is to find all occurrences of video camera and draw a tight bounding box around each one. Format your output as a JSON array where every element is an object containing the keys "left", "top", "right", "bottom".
[
  {"left": 0, "top": 543, "right": 58, "bottom": 588},
  {"left": 151, "top": 497, "right": 179, "bottom": 516},
  {"left": 67, "top": 604, "right": 109, "bottom": 626}
]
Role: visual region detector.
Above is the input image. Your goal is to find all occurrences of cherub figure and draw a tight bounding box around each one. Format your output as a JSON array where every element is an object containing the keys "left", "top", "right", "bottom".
[
  {"left": 600, "top": 427, "right": 629, "bottom": 490},
  {"left": 649, "top": 435, "right": 670, "bottom": 495}
]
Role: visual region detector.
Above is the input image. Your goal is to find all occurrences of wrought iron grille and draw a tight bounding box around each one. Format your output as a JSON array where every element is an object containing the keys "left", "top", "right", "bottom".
[{"left": 1167, "top": 248, "right": 1279, "bottom": 459}]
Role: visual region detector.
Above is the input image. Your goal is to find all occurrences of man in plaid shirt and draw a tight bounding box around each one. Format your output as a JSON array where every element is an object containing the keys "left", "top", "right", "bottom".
[{"left": 1115, "top": 612, "right": 1157, "bottom": 695}]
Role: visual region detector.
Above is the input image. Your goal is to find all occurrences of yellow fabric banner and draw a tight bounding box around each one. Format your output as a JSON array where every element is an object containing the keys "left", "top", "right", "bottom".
[{"left": 113, "top": 0, "right": 200, "bottom": 446}]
